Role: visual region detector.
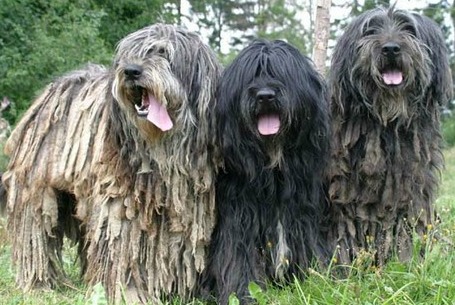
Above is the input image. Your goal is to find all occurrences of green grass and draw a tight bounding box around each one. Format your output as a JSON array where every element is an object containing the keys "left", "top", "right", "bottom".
[{"left": 1, "top": 148, "right": 455, "bottom": 305}]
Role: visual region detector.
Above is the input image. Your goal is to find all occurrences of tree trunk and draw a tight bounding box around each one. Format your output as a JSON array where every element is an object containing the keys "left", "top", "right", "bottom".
[{"left": 313, "top": 0, "right": 331, "bottom": 75}]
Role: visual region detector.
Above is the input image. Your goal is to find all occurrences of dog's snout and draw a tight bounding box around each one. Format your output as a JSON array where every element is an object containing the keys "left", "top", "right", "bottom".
[
  {"left": 124, "top": 64, "right": 143, "bottom": 80},
  {"left": 256, "top": 88, "right": 276, "bottom": 103},
  {"left": 381, "top": 42, "right": 401, "bottom": 57}
]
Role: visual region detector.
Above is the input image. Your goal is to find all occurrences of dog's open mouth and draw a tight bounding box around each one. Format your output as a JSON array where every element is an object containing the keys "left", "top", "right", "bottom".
[
  {"left": 257, "top": 112, "right": 281, "bottom": 135},
  {"left": 133, "top": 87, "right": 173, "bottom": 131},
  {"left": 381, "top": 69, "right": 403, "bottom": 86}
]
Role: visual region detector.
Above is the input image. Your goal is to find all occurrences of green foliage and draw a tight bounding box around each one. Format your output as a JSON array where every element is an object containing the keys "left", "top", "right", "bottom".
[
  {"left": 228, "top": 293, "right": 240, "bottom": 305},
  {"left": 189, "top": 0, "right": 311, "bottom": 55},
  {"left": 0, "top": 0, "right": 112, "bottom": 123},
  {"left": 442, "top": 117, "right": 455, "bottom": 148},
  {"left": 89, "top": 283, "right": 108, "bottom": 305},
  {"left": 0, "top": 0, "right": 453, "bottom": 124},
  {"left": 248, "top": 282, "right": 268, "bottom": 305},
  {"left": 90, "top": 0, "right": 176, "bottom": 50},
  {"left": 189, "top": 0, "right": 224, "bottom": 52},
  {"left": 255, "top": 0, "right": 311, "bottom": 55}
]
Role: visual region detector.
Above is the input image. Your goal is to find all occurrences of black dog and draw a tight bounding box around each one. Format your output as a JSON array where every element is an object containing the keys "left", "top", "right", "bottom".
[{"left": 201, "top": 40, "right": 331, "bottom": 304}]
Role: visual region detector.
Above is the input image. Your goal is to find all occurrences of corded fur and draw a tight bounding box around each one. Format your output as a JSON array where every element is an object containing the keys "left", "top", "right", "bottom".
[
  {"left": 327, "top": 7, "right": 453, "bottom": 265},
  {"left": 3, "top": 24, "right": 221, "bottom": 304},
  {"left": 200, "top": 39, "right": 331, "bottom": 304}
]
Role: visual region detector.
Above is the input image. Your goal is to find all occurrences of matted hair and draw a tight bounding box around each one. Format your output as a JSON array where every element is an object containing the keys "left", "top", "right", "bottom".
[
  {"left": 3, "top": 23, "right": 222, "bottom": 303},
  {"left": 328, "top": 7, "right": 452, "bottom": 266}
]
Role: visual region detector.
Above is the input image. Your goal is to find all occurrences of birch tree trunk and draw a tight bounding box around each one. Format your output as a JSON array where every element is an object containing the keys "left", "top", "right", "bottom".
[{"left": 313, "top": 0, "right": 331, "bottom": 75}]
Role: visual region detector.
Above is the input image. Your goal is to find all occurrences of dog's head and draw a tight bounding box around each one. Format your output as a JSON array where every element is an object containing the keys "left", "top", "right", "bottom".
[
  {"left": 217, "top": 39, "right": 329, "bottom": 172},
  {"left": 111, "top": 23, "right": 221, "bottom": 141},
  {"left": 357, "top": 9, "right": 431, "bottom": 89},
  {"left": 331, "top": 7, "right": 452, "bottom": 123},
  {"left": 219, "top": 40, "right": 327, "bottom": 137}
]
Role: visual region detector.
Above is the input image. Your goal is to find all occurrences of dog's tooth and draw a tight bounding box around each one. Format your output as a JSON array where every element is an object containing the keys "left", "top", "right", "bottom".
[{"left": 135, "top": 104, "right": 148, "bottom": 116}]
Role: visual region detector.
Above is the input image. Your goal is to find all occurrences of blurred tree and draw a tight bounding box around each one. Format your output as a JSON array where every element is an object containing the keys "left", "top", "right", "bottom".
[
  {"left": 255, "top": 0, "right": 312, "bottom": 55},
  {"left": 90, "top": 0, "right": 176, "bottom": 49},
  {"left": 313, "top": 0, "right": 331, "bottom": 75},
  {"left": 0, "top": 0, "right": 111, "bottom": 123},
  {"left": 189, "top": 0, "right": 225, "bottom": 53},
  {"left": 190, "top": 0, "right": 313, "bottom": 60},
  {"left": 1, "top": 0, "right": 454, "bottom": 123}
]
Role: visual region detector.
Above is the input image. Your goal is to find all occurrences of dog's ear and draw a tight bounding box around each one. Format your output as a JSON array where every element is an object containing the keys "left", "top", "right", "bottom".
[
  {"left": 412, "top": 13, "right": 453, "bottom": 106},
  {"left": 309, "top": 77, "right": 331, "bottom": 157},
  {"left": 179, "top": 37, "right": 222, "bottom": 188},
  {"left": 329, "top": 10, "right": 371, "bottom": 114},
  {"left": 187, "top": 43, "right": 221, "bottom": 118}
]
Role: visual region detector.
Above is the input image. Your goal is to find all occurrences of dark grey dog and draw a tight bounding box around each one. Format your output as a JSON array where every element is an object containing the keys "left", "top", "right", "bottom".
[{"left": 328, "top": 7, "right": 452, "bottom": 265}]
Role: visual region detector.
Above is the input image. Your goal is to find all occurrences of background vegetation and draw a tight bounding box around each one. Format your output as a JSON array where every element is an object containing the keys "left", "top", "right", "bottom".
[
  {"left": 0, "top": 0, "right": 454, "bottom": 125},
  {"left": 0, "top": 0, "right": 455, "bottom": 304}
]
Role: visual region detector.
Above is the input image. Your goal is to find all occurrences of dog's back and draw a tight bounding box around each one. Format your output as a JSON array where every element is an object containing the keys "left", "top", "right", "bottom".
[
  {"left": 2, "top": 63, "right": 110, "bottom": 289},
  {"left": 4, "top": 64, "right": 109, "bottom": 192}
]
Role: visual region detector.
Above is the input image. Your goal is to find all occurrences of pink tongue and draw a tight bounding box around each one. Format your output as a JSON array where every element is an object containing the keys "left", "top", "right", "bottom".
[
  {"left": 258, "top": 114, "right": 280, "bottom": 135},
  {"left": 146, "top": 95, "right": 173, "bottom": 131},
  {"left": 382, "top": 71, "right": 403, "bottom": 85}
]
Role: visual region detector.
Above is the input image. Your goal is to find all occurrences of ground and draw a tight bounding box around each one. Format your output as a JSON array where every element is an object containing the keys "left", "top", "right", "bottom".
[{"left": 0, "top": 147, "right": 454, "bottom": 304}]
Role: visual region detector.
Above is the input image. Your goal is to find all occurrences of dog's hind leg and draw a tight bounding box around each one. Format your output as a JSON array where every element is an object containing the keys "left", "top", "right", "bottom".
[
  {"left": 5, "top": 173, "right": 69, "bottom": 290},
  {"left": 56, "top": 191, "right": 87, "bottom": 275}
]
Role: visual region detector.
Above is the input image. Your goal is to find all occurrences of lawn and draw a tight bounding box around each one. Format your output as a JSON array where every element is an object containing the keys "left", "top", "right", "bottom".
[{"left": 1, "top": 147, "right": 455, "bottom": 305}]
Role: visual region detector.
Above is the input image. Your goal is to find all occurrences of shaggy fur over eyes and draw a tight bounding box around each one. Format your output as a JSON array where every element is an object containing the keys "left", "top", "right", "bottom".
[
  {"left": 327, "top": 7, "right": 452, "bottom": 266},
  {"left": 3, "top": 23, "right": 221, "bottom": 304}
]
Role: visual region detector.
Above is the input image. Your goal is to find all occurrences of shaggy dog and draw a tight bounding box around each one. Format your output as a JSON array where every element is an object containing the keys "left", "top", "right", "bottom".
[
  {"left": 200, "top": 39, "right": 331, "bottom": 304},
  {"left": 3, "top": 24, "right": 221, "bottom": 303},
  {"left": 328, "top": 7, "right": 453, "bottom": 265}
]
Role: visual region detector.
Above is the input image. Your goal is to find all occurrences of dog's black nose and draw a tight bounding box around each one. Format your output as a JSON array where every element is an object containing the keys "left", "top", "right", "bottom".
[
  {"left": 124, "top": 64, "right": 143, "bottom": 80},
  {"left": 256, "top": 88, "right": 276, "bottom": 103},
  {"left": 382, "top": 42, "right": 401, "bottom": 57}
]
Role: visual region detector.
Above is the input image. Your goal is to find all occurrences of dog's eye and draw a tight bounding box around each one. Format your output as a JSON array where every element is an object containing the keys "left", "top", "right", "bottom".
[
  {"left": 157, "top": 47, "right": 166, "bottom": 55},
  {"left": 146, "top": 47, "right": 168, "bottom": 59},
  {"left": 402, "top": 24, "right": 416, "bottom": 36},
  {"left": 363, "top": 28, "right": 377, "bottom": 36}
]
